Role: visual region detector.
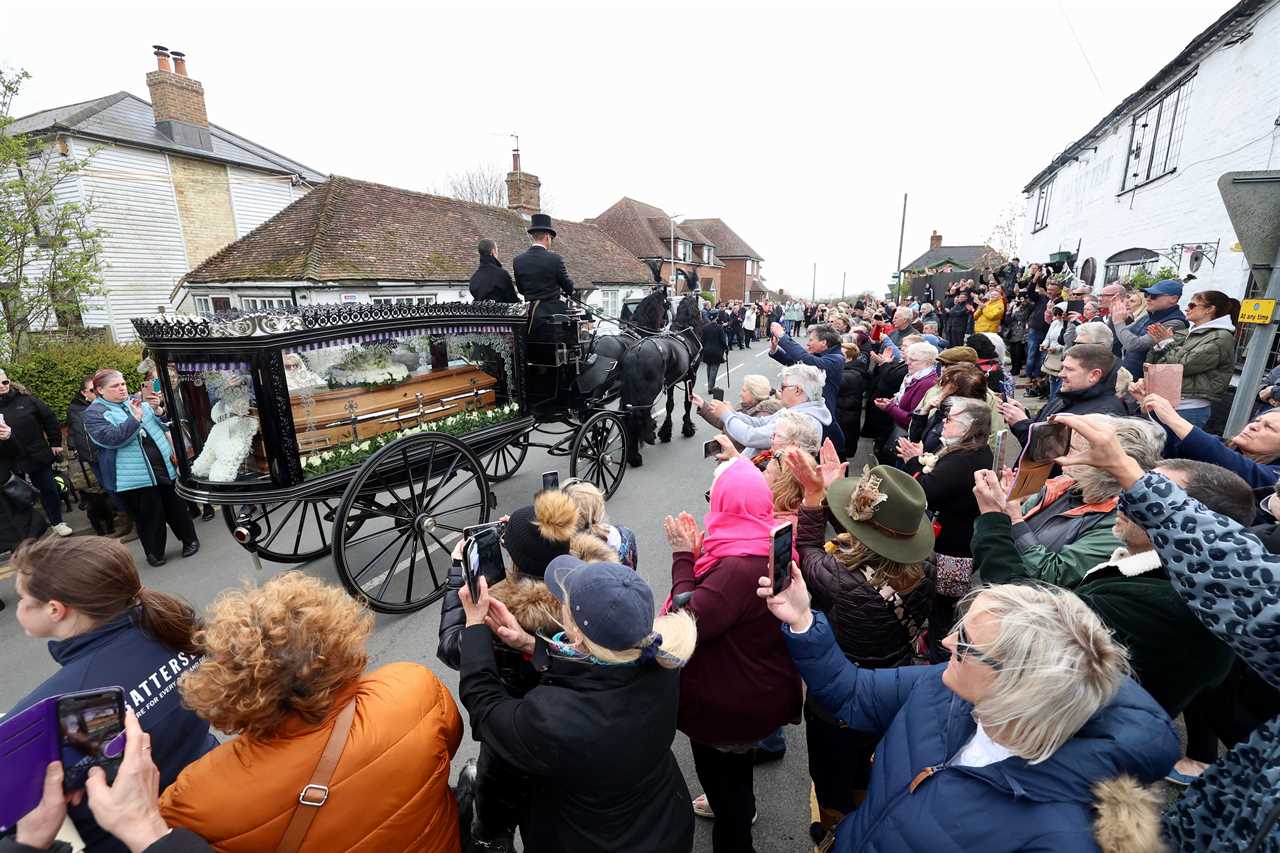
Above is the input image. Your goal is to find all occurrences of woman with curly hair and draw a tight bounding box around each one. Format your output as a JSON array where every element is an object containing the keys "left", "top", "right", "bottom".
[
  {"left": 783, "top": 449, "right": 933, "bottom": 847},
  {"left": 7, "top": 536, "right": 213, "bottom": 852},
  {"left": 159, "top": 572, "right": 464, "bottom": 852}
]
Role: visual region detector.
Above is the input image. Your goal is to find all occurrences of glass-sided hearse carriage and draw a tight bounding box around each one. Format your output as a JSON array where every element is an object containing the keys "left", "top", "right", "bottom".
[{"left": 132, "top": 301, "right": 628, "bottom": 613}]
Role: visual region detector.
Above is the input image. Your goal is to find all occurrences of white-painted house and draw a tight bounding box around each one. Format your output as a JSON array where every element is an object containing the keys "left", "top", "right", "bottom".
[
  {"left": 1020, "top": 0, "right": 1280, "bottom": 300},
  {"left": 4, "top": 47, "right": 323, "bottom": 341}
]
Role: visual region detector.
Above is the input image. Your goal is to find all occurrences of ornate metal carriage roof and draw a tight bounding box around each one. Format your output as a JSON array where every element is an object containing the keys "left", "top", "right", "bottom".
[{"left": 132, "top": 300, "right": 529, "bottom": 342}]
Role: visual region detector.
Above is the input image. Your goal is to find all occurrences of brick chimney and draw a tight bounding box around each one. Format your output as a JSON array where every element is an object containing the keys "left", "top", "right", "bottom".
[
  {"left": 929, "top": 230, "right": 943, "bottom": 250},
  {"left": 145, "top": 45, "right": 212, "bottom": 151},
  {"left": 505, "top": 149, "right": 541, "bottom": 216}
]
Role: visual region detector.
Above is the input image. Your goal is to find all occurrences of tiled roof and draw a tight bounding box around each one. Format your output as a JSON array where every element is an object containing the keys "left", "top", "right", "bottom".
[
  {"left": 6, "top": 92, "right": 324, "bottom": 182},
  {"left": 681, "top": 218, "right": 763, "bottom": 260},
  {"left": 900, "top": 245, "right": 1002, "bottom": 274},
  {"left": 593, "top": 198, "right": 684, "bottom": 259},
  {"left": 183, "top": 176, "right": 656, "bottom": 287}
]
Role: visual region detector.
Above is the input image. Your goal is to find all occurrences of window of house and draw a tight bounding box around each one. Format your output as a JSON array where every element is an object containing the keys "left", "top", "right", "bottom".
[
  {"left": 675, "top": 240, "right": 692, "bottom": 262},
  {"left": 702, "top": 245, "right": 714, "bottom": 264},
  {"left": 371, "top": 294, "right": 437, "bottom": 306},
  {"left": 1033, "top": 179, "right": 1053, "bottom": 232},
  {"left": 601, "top": 289, "right": 621, "bottom": 319},
  {"left": 240, "top": 296, "right": 293, "bottom": 311},
  {"left": 1121, "top": 74, "right": 1195, "bottom": 192},
  {"left": 193, "top": 296, "right": 232, "bottom": 315},
  {"left": 193, "top": 296, "right": 213, "bottom": 315}
]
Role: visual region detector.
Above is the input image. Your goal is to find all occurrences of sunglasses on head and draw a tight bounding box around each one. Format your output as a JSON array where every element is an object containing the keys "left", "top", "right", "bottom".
[{"left": 951, "top": 621, "right": 1003, "bottom": 670}]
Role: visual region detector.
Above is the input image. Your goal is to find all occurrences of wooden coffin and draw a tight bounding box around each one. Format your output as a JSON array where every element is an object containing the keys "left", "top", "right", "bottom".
[{"left": 249, "top": 365, "right": 497, "bottom": 468}]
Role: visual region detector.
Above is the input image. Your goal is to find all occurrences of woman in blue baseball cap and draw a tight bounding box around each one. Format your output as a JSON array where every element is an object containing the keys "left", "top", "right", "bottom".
[{"left": 458, "top": 558, "right": 697, "bottom": 853}]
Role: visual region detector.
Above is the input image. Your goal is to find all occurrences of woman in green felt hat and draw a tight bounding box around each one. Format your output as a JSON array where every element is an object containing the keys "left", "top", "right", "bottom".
[{"left": 783, "top": 442, "right": 933, "bottom": 845}]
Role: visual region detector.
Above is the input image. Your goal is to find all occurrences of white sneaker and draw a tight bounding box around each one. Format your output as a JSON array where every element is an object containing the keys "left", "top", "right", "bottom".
[{"left": 51, "top": 523, "right": 73, "bottom": 537}]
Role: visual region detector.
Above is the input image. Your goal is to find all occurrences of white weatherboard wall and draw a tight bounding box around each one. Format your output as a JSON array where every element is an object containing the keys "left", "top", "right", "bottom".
[
  {"left": 228, "top": 165, "right": 298, "bottom": 237},
  {"left": 76, "top": 139, "right": 190, "bottom": 341},
  {"left": 1021, "top": 2, "right": 1280, "bottom": 301}
]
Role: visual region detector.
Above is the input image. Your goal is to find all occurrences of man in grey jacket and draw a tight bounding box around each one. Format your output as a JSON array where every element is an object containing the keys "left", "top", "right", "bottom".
[{"left": 694, "top": 364, "right": 831, "bottom": 452}]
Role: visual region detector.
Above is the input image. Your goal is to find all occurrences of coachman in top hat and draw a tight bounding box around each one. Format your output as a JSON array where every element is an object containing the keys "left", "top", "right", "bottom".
[{"left": 513, "top": 213, "right": 576, "bottom": 342}]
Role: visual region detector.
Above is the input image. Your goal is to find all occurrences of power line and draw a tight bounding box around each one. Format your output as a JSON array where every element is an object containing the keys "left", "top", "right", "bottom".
[{"left": 1059, "top": 1, "right": 1104, "bottom": 95}]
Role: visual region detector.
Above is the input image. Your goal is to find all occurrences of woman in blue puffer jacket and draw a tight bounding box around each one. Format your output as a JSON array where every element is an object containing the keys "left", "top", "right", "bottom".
[
  {"left": 83, "top": 369, "right": 197, "bottom": 568},
  {"left": 758, "top": 564, "right": 1178, "bottom": 852}
]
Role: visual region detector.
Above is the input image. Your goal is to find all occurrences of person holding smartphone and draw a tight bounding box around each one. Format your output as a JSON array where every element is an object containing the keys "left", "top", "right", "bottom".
[
  {"left": 662, "top": 458, "right": 801, "bottom": 852},
  {"left": 6, "top": 536, "right": 215, "bottom": 852}
]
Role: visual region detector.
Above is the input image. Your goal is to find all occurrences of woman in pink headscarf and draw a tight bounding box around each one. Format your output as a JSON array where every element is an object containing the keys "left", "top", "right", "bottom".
[{"left": 663, "top": 458, "right": 803, "bottom": 853}]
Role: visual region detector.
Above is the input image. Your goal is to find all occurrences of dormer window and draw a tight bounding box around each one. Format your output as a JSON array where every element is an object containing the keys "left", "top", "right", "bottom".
[{"left": 702, "top": 245, "right": 714, "bottom": 264}]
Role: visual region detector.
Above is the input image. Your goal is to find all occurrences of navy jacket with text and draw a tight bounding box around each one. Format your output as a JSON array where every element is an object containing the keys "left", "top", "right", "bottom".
[{"left": 770, "top": 334, "right": 846, "bottom": 449}]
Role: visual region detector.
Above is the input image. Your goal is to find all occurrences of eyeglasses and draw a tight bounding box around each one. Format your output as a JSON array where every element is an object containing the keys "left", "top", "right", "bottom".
[
  {"left": 1187, "top": 301, "right": 1205, "bottom": 309},
  {"left": 950, "top": 621, "right": 1003, "bottom": 670},
  {"left": 0, "top": 380, "right": 9, "bottom": 386}
]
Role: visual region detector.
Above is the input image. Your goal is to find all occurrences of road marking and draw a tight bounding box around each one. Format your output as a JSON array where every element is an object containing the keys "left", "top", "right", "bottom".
[{"left": 755, "top": 348, "right": 771, "bottom": 359}]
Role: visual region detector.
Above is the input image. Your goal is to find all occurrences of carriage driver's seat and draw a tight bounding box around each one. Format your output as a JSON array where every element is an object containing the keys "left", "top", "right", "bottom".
[{"left": 526, "top": 311, "right": 584, "bottom": 414}]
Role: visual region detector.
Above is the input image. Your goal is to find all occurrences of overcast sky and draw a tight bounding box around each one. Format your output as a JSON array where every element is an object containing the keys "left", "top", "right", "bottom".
[{"left": 2, "top": 0, "right": 1233, "bottom": 299}]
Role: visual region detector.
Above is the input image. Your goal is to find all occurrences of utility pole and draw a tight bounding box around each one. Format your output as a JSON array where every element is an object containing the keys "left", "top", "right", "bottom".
[
  {"left": 811, "top": 262, "right": 817, "bottom": 302},
  {"left": 895, "top": 193, "right": 908, "bottom": 302}
]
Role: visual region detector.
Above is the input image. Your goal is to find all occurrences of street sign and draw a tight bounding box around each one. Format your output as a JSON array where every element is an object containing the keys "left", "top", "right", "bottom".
[
  {"left": 1238, "top": 298, "right": 1276, "bottom": 325},
  {"left": 1219, "top": 171, "right": 1280, "bottom": 437}
]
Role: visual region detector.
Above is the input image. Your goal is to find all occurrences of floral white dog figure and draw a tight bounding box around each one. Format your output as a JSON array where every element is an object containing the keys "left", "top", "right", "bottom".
[{"left": 191, "top": 373, "right": 259, "bottom": 482}]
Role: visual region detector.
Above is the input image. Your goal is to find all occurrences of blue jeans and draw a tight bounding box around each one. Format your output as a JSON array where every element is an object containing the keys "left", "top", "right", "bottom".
[
  {"left": 26, "top": 464, "right": 63, "bottom": 525},
  {"left": 755, "top": 727, "right": 786, "bottom": 753},
  {"left": 1048, "top": 376, "right": 1062, "bottom": 402},
  {"left": 1025, "top": 328, "right": 1044, "bottom": 379},
  {"left": 1180, "top": 406, "right": 1212, "bottom": 430}
]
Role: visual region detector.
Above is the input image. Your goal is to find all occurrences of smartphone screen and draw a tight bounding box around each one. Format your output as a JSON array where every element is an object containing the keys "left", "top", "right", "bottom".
[
  {"left": 1025, "top": 421, "right": 1072, "bottom": 464},
  {"left": 462, "top": 540, "right": 481, "bottom": 602},
  {"left": 468, "top": 526, "right": 506, "bottom": 589},
  {"left": 151, "top": 378, "right": 162, "bottom": 394},
  {"left": 992, "top": 430, "right": 1008, "bottom": 474},
  {"left": 1067, "top": 299, "right": 1085, "bottom": 314},
  {"left": 770, "top": 522, "right": 794, "bottom": 595},
  {"left": 541, "top": 471, "right": 559, "bottom": 491},
  {"left": 703, "top": 438, "right": 720, "bottom": 459},
  {"left": 56, "top": 689, "right": 125, "bottom": 791},
  {"left": 710, "top": 388, "right": 725, "bottom": 402}
]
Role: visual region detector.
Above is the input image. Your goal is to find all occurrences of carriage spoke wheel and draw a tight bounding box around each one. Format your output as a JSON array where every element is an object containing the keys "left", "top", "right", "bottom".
[
  {"left": 569, "top": 411, "right": 627, "bottom": 500},
  {"left": 221, "top": 499, "right": 344, "bottom": 564},
  {"left": 483, "top": 432, "right": 528, "bottom": 483},
  {"left": 333, "top": 432, "right": 490, "bottom": 614}
]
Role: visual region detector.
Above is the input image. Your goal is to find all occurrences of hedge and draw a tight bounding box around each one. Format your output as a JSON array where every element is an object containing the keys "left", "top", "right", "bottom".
[{"left": 4, "top": 340, "right": 145, "bottom": 422}]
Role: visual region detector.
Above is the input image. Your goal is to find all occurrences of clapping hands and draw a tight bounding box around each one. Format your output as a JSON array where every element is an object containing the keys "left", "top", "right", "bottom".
[{"left": 663, "top": 511, "right": 704, "bottom": 555}]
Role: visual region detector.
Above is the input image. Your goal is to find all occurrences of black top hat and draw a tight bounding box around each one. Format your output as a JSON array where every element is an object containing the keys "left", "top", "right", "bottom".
[{"left": 527, "top": 213, "right": 557, "bottom": 238}]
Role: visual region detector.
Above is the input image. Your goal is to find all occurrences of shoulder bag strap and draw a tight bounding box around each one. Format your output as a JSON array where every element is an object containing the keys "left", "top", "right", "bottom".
[{"left": 275, "top": 698, "right": 358, "bottom": 853}]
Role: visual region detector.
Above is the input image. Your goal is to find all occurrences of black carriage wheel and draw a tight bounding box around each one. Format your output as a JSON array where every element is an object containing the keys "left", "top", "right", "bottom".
[
  {"left": 483, "top": 433, "right": 528, "bottom": 483},
  {"left": 220, "top": 499, "right": 346, "bottom": 564},
  {"left": 333, "top": 432, "right": 490, "bottom": 614},
  {"left": 569, "top": 411, "right": 627, "bottom": 500}
]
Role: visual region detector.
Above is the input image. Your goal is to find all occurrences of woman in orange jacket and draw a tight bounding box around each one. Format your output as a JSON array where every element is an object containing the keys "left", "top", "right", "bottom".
[{"left": 159, "top": 573, "right": 464, "bottom": 852}]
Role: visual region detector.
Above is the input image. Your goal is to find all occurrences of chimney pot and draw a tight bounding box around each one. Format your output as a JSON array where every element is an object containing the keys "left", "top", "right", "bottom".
[
  {"left": 152, "top": 45, "right": 172, "bottom": 72},
  {"left": 929, "top": 230, "right": 943, "bottom": 250},
  {"left": 170, "top": 50, "right": 187, "bottom": 77},
  {"left": 512, "top": 149, "right": 521, "bottom": 172}
]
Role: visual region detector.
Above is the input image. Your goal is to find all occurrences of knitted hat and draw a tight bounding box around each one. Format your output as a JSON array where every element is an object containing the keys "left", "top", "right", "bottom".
[
  {"left": 938, "top": 346, "right": 978, "bottom": 365},
  {"left": 503, "top": 490, "right": 577, "bottom": 577}
]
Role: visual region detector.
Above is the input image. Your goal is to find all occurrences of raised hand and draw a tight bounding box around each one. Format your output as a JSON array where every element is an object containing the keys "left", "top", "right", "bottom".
[
  {"left": 485, "top": 598, "right": 535, "bottom": 654},
  {"left": 896, "top": 438, "right": 924, "bottom": 462},
  {"left": 459, "top": 575, "right": 492, "bottom": 627},
  {"left": 784, "top": 447, "right": 825, "bottom": 499},
  {"left": 817, "top": 438, "right": 847, "bottom": 488},
  {"left": 755, "top": 563, "right": 813, "bottom": 632}
]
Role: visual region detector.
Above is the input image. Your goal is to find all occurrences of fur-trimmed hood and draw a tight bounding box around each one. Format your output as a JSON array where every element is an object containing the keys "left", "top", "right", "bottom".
[
  {"left": 489, "top": 532, "right": 620, "bottom": 634},
  {"left": 1092, "top": 776, "right": 1167, "bottom": 853}
]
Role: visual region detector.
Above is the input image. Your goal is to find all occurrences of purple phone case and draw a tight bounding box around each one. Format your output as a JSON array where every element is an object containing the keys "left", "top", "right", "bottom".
[
  {"left": 0, "top": 690, "right": 129, "bottom": 831},
  {"left": 0, "top": 697, "right": 59, "bottom": 832}
]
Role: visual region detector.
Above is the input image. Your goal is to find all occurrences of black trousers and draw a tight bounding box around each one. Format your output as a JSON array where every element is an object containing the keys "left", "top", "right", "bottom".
[
  {"left": 473, "top": 742, "right": 528, "bottom": 838},
  {"left": 928, "top": 592, "right": 962, "bottom": 663},
  {"left": 805, "top": 702, "right": 878, "bottom": 816},
  {"left": 1007, "top": 341, "right": 1027, "bottom": 377},
  {"left": 690, "top": 740, "right": 756, "bottom": 853},
  {"left": 706, "top": 361, "right": 723, "bottom": 391},
  {"left": 119, "top": 484, "right": 197, "bottom": 559},
  {"left": 1185, "top": 659, "right": 1280, "bottom": 763}
]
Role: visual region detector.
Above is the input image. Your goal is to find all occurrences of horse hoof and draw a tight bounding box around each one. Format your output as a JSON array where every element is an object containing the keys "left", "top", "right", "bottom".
[
  {"left": 629, "top": 456, "right": 644, "bottom": 468},
  {"left": 682, "top": 428, "right": 696, "bottom": 438}
]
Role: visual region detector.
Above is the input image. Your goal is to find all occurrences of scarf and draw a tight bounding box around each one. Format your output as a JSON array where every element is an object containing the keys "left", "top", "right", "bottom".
[
  {"left": 894, "top": 366, "right": 935, "bottom": 405},
  {"left": 694, "top": 457, "right": 776, "bottom": 578}
]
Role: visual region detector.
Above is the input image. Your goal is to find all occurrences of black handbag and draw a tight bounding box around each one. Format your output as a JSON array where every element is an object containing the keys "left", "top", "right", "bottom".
[{"left": 2, "top": 473, "right": 41, "bottom": 508}]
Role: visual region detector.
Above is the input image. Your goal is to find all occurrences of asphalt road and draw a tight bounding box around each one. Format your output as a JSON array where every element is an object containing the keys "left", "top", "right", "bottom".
[{"left": 0, "top": 341, "right": 822, "bottom": 852}]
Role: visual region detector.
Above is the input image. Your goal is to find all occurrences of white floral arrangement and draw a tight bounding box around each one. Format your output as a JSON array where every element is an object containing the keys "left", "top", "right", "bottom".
[
  {"left": 300, "top": 402, "right": 522, "bottom": 477},
  {"left": 918, "top": 452, "right": 939, "bottom": 474}
]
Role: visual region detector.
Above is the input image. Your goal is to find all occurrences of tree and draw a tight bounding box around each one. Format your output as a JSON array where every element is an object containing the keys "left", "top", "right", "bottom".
[
  {"left": 0, "top": 67, "right": 105, "bottom": 360},
  {"left": 986, "top": 199, "right": 1023, "bottom": 260},
  {"left": 441, "top": 163, "right": 507, "bottom": 207}
]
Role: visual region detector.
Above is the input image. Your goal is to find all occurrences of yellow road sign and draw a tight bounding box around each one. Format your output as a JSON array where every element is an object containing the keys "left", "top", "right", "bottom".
[{"left": 1239, "top": 298, "right": 1276, "bottom": 325}]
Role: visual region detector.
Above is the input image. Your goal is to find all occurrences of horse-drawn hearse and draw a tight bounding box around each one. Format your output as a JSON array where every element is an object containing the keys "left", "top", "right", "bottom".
[{"left": 132, "top": 295, "right": 701, "bottom": 613}]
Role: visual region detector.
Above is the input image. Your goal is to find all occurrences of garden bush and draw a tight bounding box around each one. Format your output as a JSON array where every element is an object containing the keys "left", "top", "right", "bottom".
[{"left": 4, "top": 339, "right": 144, "bottom": 422}]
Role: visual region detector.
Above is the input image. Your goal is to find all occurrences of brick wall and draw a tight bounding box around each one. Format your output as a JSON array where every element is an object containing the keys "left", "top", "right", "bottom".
[
  {"left": 145, "top": 71, "right": 209, "bottom": 127},
  {"left": 718, "top": 258, "right": 766, "bottom": 302},
  {"left": 169, "top": 156, "right": 237, "bottom": 269}
]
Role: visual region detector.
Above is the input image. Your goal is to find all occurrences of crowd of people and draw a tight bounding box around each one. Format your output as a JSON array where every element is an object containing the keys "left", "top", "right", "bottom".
[{"left": 3, "top": 268, "right": 1280, "bottom": 853}]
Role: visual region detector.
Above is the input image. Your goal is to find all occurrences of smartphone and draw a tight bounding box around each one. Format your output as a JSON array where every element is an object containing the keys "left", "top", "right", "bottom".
[
  {"left": 56, "top": 688, "right": 126, "bottom": 792},
  {"left": 992, "top": 430, "right": 1008, "bottom": 474},
  {"left": 462, "top": 525, "right": 506, "bottom": 600},
  {"left": 1067, "top": 299, "right": 1085, "bottom": 314},
  {"left": 1024, "top": 420, "right": 1072, "bottom": 465},
  {"left": 769, "top": 522, "right": 794, "bottom": 595},
  {"left": 541, "top": 471, "right": 559, "bottom": 491},
  {"left": 710, "top": 388, "right": 725, "bottom": 402},
  {"left": 151, "top": 378, "right": 162, "bottom": 394},
  {"left": 0, "top": 413, "right": 6, "bottom": 427},
  {"left": 703, "top": 438, "right": 721, "bottom": 459}
]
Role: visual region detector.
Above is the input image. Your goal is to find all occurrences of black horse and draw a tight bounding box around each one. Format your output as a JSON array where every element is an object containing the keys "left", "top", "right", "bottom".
[{"left": 617, "top": 289, "right": 703, "bottom": 467}]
